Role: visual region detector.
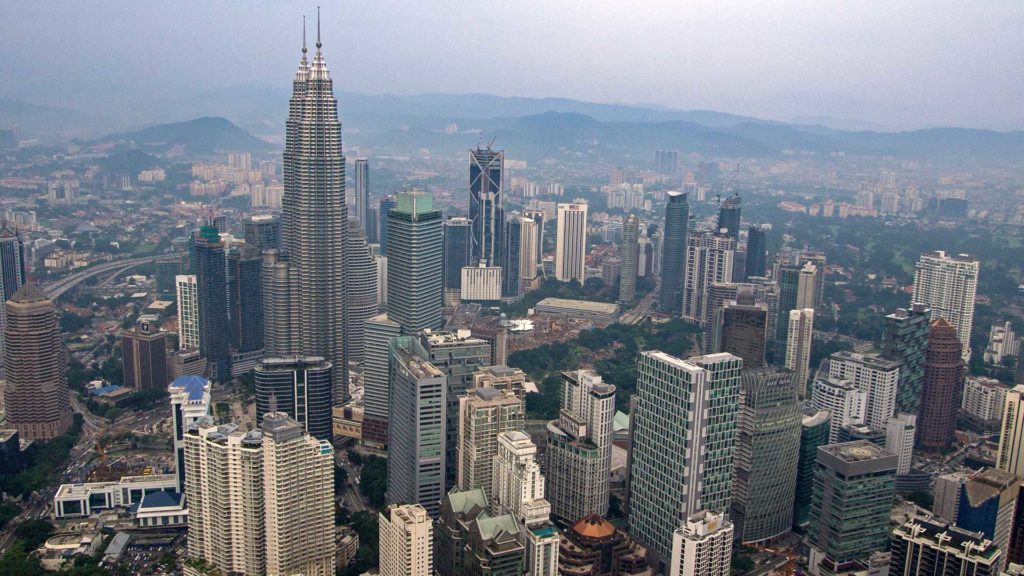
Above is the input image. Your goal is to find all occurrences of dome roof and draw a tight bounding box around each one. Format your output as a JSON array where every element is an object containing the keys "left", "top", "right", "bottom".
[{"left": 571, "top": 514, "right": 616, "bottom": 540}]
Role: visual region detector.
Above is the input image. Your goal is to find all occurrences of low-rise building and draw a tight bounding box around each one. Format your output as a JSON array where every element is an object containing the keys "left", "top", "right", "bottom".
[{"left": 534, "top": 298, "right": 620, "bottom": 322}]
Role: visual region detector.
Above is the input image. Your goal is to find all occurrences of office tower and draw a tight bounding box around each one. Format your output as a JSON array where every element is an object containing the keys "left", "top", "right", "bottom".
[
  {"left": 418, "top": 330, "right": 492, "bottom": 491},
  {"left": 502, "top": 213, "right": 523, "bottom": 297},
  {"left": 176, "top": 274, "right": 200, "bottom": 351},
  {"left": 997, "top": 385, "right": 1024, "bottom": 475},
  {"left": 227, "top": 245, "right": 264, "bottom": 353},
  {"left": 555, "top": 202, "right": 588, "bottom": 283},
  {"left": 658, "top": 192, "right": 689, "bottom": 313},
  {"left": 912, "top": 250, "right": 980, "bottom": 361},
  {"left": 379, "top": 504, "right": 433, "bottom": 576},
  {"left": 469, "top": 147, "right": 505, "bottom": 266},
  {"left": 654, "top": 149, "right": 679, "bottom": 177},
  {"left": 558, "top": 515, "right": 652, "bottom": 576},
  {"left": 457, "top": 385, "right": 525, "bottom": 496},
  {"left": 0, "top": 224, "right": 26, "bottom": 301},
  {"left": 807, "top": 441, "right": 896, "bottom": 575},
  {"left": 243, "top": 214, "right": 282, "bottom": 253},
  {"left": 518, "top": 216, "right": 540, "bottom": 293},
  {"left": 194, "top": 226, "right": 230, "bottom": 381},
  {"left": 784, "top": 308, "right": 814, "bottom": 394},
  {"left": 1017, "top": 338, "right": 1024, "bottom": 385},
  {"left": 714, "top": 289, "right": 768, "bottom": 368},
  {"left": 443, "top": 217, "right": 472, "bottom": 306},
  {"left": 269, "top": 32, "right": 349, "bottom": 401},
  {"left": 890, "top": 517, "right": 1002, "bottom": 576},
  {"left": 775, "top": 262, "right": 817, "bottom": 362},
  {"left": 2, "top": 283, "right": 72, "bottom": 441},
  {"left": 882, "top": 304, "right": 932, "bottom": 414},
  {"left": 120, "top": 318, "right": 169, "bottom": 390},
  {"left": 681, "top": 230, "right": 735, "bottom": 323},
  {"left": 942, "top": 468, "right": 1018, "bottom": 572},
  {"left": 255, "top": 356, "right": 333, "bottom": 441},
  {"left": 546, "top": 369, "right": 615, "bottom": 523},
  {"left": 378, "top": 195, "right": 397, "bottom": 256},
  {"left": 469, "top": 318, "right": 509, "bottom": 367},
  {"left": 716, "top": 194, "right": 741, "bottom": 241},
  {"left": 828, "top": 351, "right": 899, "bottom": 430},
  {"left": 524, "top": 208, "right": 545, "bottom": 261},
  {"left": 184, "top": 419, "right": 266, "bottom": 576},
  {"left": 156, "top": 256, "right": 187, "bottom": 297},
  {"left": 619, "top": 215, "right": 640, "bottom": 306},
  {"left": 916, "top": 319, "right": 965, "bottom": 451},
  {"left": 345, "top": 219, "right": 379, "bottom": 363},
  {"left": 885, "top": 413, "right": 917, "bottom": 475},
  {"left": 629, "top": 351, "right": 741, "bottom": 563},
  {"left": 744, "top": 225, "right": 767, "bottom": 280},
  {"left": 794, "top": 409, "right": 830, "bottom": 530},
  {"left": 435, "top": 487, "right": 487, "bottom": 576},
  {"left": 731, "top": 367, "right": 801, "bottom": 545},
  {"left": 387, "top": 190, "right": 443, "bottom": 332},
  {"left": 362, "top": 314, "right": 401, "bottom": 446},
  {"left": 811, "top": 377, "right": 867, "bottom": 443},
  {"left": 668, "top": 511, "right": 733, "bottom": 576},
  {"left": 261, "top": 413, "right": 335, "bottom": 576},
  {"left": 260, "top": 249, "right": 293, "bottom": 357},
  {"left": 386, "top": 337, "right": 446, "bottom": 517},
  {"left": 353, "top": 157, "right": 369, "bottom": 230},
  {"left": 168, "top": 375, "right": 211, "bottom": 491}
]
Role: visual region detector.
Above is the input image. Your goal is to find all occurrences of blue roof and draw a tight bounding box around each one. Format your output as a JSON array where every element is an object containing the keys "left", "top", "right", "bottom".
[
  {"left": 138, "top": 490, "right": 183, "bottom": 509},
  {"left": 90, "top": 385, "right": 121, "bottom": 396},
  {"left": 169, "top": 375, "right": 208, "bottom": 400}
]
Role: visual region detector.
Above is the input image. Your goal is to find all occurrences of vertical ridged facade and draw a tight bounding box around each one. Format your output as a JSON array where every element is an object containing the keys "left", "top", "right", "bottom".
[
  {"left": 658, "top": 191, "right": 689, "bottom": 314},
  {"left": 345, "top": 219, "right": 379, "bottom": 363},
  {"left": 274, "top": 35, "right": 349, "bottom": 399},
  {"left": 469, "top": 148, "right": 504, "bottom": 266},
  {"left": 2, "top": 283, "right": 72, "bottom": 441},
  {"left": 916, "top": 318, "right": 965, "bottom": 450},
  {"left": 619, "top": 215, "right": 640, "bottom": 306},
  {"left": 386, "top": 191, "right": 443, "bottom": 332}
]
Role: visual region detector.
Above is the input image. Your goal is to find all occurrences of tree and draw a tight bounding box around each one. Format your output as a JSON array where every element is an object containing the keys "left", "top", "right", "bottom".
[
  {"left": 15, "top": 518, "right": 55, "bottom": 550},
  {"left": 359, "top": 456, "right": 388, "bottom": 509}
]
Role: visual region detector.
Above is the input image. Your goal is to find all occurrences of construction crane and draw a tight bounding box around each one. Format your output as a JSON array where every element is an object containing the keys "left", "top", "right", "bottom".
[{"left": 714, "top": 162, "right": 742, "bottom": 206}]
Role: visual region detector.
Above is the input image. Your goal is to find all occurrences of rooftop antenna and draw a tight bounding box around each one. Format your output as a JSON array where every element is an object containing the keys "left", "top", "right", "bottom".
[
  {"left": 316, "top": 6, "right": 322, "bottom": 49},
  {"left": 302, "top": 15, "right": 307, "bottom": 55}
]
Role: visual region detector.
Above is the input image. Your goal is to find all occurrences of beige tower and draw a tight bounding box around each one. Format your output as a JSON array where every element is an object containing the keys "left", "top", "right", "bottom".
[{"left": 379, "top": 504, "right": 433, "bottom": 576}]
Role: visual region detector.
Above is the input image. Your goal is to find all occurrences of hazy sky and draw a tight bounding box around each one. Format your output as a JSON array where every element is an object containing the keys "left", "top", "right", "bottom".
[{"left": 2, "top": 0, "right": 1022, "bottom": 129}]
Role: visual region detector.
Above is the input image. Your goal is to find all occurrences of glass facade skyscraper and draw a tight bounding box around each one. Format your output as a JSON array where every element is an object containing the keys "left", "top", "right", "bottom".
[
  {"left": 658, "top": 191, "right": 689, "bottom": 314},
  {"left": 386, "top": 191, "right": 443, "bottom": 333},
  {"left": 195, "top": 226, "right": 230, "bottom": 381},
  {"left": 469, "top": 147, "right": 504, "bottom": 266}
]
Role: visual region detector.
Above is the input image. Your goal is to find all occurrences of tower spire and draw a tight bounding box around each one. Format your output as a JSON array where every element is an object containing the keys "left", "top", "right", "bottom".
[
  {"left": 302, "top": 15, "right": 307, "bottom": 55},
  {"left": 316, "top": 6, "right": 322, "bottom": 49}
]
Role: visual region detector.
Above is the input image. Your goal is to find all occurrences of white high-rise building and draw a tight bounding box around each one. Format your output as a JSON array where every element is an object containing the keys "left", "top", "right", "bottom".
[
  {"left": 175, "top": 274, "right": 199, "bottom": 351},
  {"left": 912, "top": 250, "right": 979, "bottom": 361},
  {"left": 379, "top": 504, "right": 433, "bottom": 576},
  {"left": 168, "top": 375, "right": 211, "bottom": 491},
  {"left": 885, "top": 413, "right": 917, "bottom": 475},
  {"left": 962, "top": 376, "right": 1008, "bottom": 424},
  {"left": 681, "top": 231, "right": 735, "bottom": 323},
  {"left": 784, "top": 308, "right": 814, "bottom": 393},
  {"left": 555, "top": 202, "right": 588, "bottom": 282},
  {"left": 828, "top": 351, "right": 900, "bottom": 430},
  {"left": 457, "top": 385, "right": 524, "bottom": 496},
  {"left": 519, "top": 216, "right": 540, "bottom": 292},
  {"left": 996, "top": 385, "right": 1024, "bottom": 476},
  {"left": 810, "top": 377, "right": 867, "bottom": 443},
  {"left": 669, "top": 511, "right": 733, "bottom": 576},
  {"left": 545, "top": 369, "right": 616, "bottom": 523},
  {"left": 985, "top": 321, "right": 1017, "bottom": 364}
]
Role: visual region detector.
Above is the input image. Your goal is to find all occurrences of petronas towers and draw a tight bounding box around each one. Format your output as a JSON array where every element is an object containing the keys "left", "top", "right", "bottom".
[{"left": 264, "top": 23, "right": 349, "bottom": 400}]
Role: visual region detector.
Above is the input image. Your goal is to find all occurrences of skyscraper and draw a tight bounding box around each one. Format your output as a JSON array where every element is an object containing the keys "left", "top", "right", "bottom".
[
  {"left": 2, "top": 283, "right": 72, "bottom": 441},
  {"left": 885, "top": 413, "right": 917, "bottom": 476},
  {"left": 882, "top": 304, "right": 932, "bottom": 414},
  {"left": 807, "top": 441, "right": 897, "bottom": 575},
  {"left": 996, "top": 385, "right": 1024, "bottom": 475},
  {"left": 619, "top": 215, "right": 640, "bottom": 306},
  {"left": 714, "top": 289, "right": 768, "bottom": 368},
  {"left": 744, "top": 225, "right": 767, "bottom": 280},
  {"left": 654, "top": 149, "right": 679, "bottom": 177},
  {"left": 731, "top": 367, "right": 801, "bottom": 545},
  {"left": 345, "top": 219, "right": 379, "bottom": 363},
  {"left": 271, "top": 28, "right": 349, "bottom": 399},
  {"left": 175, "top": 274, "right": 199, "bottom": 351},
  {"left": 658, "top": 191, "right": 690, "bottom": 314},
  {"left": 916, "top": 318, "right": 965, "bottom": 451},
  {"left": 243, "top": 214, "right": 282, "bottom": 253},
  {"left": 227, "top": 245, "right": 264, "bottom": 353},
  {"left": 255, "top": 356, "right": 333, "bottom": 442},
  {"left": 0, "top": 224, "right": 26, "bottom": 373},
  {"left": 775, "top": 262, "right": 817, "bottom": 363},
  {"left": 669, "top": 511, "right": 733, "bottom": 576},
  {"left": 890, "top": 517, "right": 1002, "bottom": 576},
  {"left": 168, "top": 375, "right": 211, "bottom": 492},
  {"left": 681, "top": 230, "right": 735, "bottom": 323},
  {"left": 469, "top": 147, "right": 504, "bottom": 266},
  {"left": 555, "top": 202, "right": 588, "bottom": 283},
  {"left": 912, "top": 250, "right": 979, "bottom": 361},
  {"left": 121, "top": 318, "right": 169, "bottom": 391},
  {"left": 386, "top": 337, "right": 446, "bottom": 517},
  {"left": 793, "top": 409, "right": 830, "bottom": 530},
  {"left": 518, "top": 216, "right": 540, "bottom": 293},
  {"left": 629, "top": 351, "right": 741, "bottom": 563},
  {"left": 387, "top": 191, "right": 443, "bottom": 332},
  {"left": 194, "top": 226, "right": 230, "bottom": 381},
  {"left": 810, "top": 376, "right": 867, "bottom": 443},
  {"left": 784, "top": 308, "right": 814, "bottom": 395},
  {"left": 457, "top": 385, "right": 524, "bottom": 497},
  {"left": 502, "top": 213, "right": 523, "bottom": 298},
  {"left": 378, "top": 195, "right": 397, "bottom": 256},
  {"left": 443, "top": 217, "right": 472, "bottom": 306},
  {"left": 353, "top": 157, "right": 369, "bottom": 230},
  {"left": 362, "top": 313, "right": 401, "bottom": 447},
  {"left": 716, "top": 194, "right": 741, "bottom": 241},
  {"left": 546, "top": 369, "right": 616, "bottom": 523},
  {"left": 379, "top": 504, "right": 433, "bottom": 576},
  {"left": 828, "top": 351, "right": 900, "bottom": 431}
]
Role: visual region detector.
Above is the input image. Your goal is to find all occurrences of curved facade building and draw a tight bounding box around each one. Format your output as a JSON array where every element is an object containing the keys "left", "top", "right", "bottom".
[
  {"left": 255, "top": 356, "right": 333, "bottom": 442},
  {"left": 657, "top": 191, "right": 689, "bottom": 314},
  {"left": 916, "top": 319, "right": 965, "bottom": 450},
  {"left": 345, "top": 219, "right": 379, "bottom": 363}
]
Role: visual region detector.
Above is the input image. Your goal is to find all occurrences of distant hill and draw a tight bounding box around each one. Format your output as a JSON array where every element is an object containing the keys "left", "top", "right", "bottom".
[
  {"left": 95, "top": 117, "right": 275, "bottom": 156},
  {"left": 0, "top": 98, "right": 119, "bottom": 141}
]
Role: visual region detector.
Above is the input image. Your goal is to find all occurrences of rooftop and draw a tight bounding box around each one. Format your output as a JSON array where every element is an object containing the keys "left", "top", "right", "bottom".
[
  {"left": 535, "top": 297, "right": 619, "bottom": 314},
  {"left": 571, "top": 514, "right": 617, "bottom": 540},
  {"left": 823, "top": 440, "right": 896, "bottom": 463},
  {"left": 169, "top": 375, "right": 209, "bottom": 401}
]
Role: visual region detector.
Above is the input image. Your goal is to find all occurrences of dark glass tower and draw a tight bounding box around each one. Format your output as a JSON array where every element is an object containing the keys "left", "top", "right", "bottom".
[
  {"left": 243, "top": 214, "right": 282, "bottom": 253},
  {"left": 658, "top": 191, "right": 689, "bottom": 314},
  {"left": 882, "top": 304, "right": 931, "bottom": 414},
  {"left": 386, "top": 191, "right": 443, "bottom": 332},
  {"left": 0, "top": 224, "right": 26, "bottom": 300},
  {"left": 619, "top": 215, "right": 640, "bottom": 306},
  {"left": 502, "top": 214, "right": 522, "bottom": 298},
  {"left": 443, "top": 218, "right": 471, "bottom": 298},
  {"left": 271, "top": 27, "right": 349, "bottom": 398},
  {"left": 745, "top": 225, "right": 767, "bottom": 280},
  {"left": 378, "top": 196, "right": 397, "bottom": 256},
  {"left": 717, "top": 194, "right": 741, "bottom": 241},
  {"left": 345, "top": 219, "right": 378, "bottom": 363},
  {"left": 353, "top": 157, "right": 369, "bottom": 230},
  {"left": 227, "top": 245, "right": 264, "bottom": 353},
  {"left": 195, "top": 226, "right": 230, "bottom": 381},
  {"left": 469, "top": 147, "right": 504, "bottom": 266},
  {"left": 255, "top": 356, "right": 333, "bottom": 441}
]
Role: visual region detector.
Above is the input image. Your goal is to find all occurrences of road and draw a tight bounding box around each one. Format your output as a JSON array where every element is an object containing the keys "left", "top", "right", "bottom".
[
  {"left": 43, "top": 253, "right": 180, "bottom": 299},
  {"left": 620, "top": 285, "right": 659, "bottom": 325}
]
